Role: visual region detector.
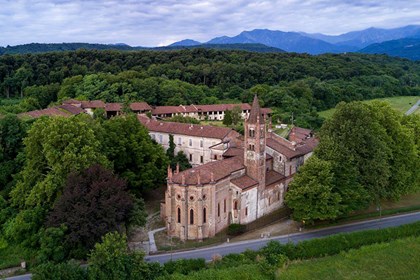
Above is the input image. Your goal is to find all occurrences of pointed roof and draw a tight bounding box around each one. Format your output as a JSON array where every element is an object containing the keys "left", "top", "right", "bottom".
[{"left": 247, "top": 95, "right": 265, "bottom": 124}]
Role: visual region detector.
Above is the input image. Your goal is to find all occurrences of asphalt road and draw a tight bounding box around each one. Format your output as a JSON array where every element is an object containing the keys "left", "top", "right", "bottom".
[
  {"left": 145, "top": 211, "right": 420, "bottom": 263},
  {"left": 6, "top": 211, "right": 420, "bottom": 280},
  {"left": 405, "top": 99, "right": 420, "bottom": 115}
]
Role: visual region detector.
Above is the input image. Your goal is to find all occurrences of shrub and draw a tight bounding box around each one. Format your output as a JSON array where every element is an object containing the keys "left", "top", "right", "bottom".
[
  {"left": 228, "top": 224, "right": 246, "bottom": 236},
  {"left": 32, "top": 260, "right": 87, "bottom": 280},
  {"left": 163, "top": 258, "right": 206, "bottom": 275}
]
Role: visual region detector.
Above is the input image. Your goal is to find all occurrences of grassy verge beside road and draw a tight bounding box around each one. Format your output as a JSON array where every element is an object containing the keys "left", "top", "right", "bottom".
[{"left": 279, "top": 236, "right": 420, "bottom": 280}]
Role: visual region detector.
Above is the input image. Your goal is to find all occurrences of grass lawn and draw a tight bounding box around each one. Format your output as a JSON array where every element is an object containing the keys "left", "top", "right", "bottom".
[
  {"left": 278, "top": 236, "right": 420, "bottom": 280},
  {"left": 318, "top": 96, "right": 420, "bottom": 119}
]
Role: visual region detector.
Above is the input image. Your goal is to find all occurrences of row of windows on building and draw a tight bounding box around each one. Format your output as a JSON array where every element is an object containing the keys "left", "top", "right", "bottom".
[
  {"left": 151, "top": 134, "right": 205, "bottom": 148},
  {"left": 176, "top": 199, "right": 249, "bottom": 225}
]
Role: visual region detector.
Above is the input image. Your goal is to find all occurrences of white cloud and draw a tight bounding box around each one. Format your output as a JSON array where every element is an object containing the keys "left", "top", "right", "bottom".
[{"left": 0, "top": 0, "right": 419, "bottom": 46}]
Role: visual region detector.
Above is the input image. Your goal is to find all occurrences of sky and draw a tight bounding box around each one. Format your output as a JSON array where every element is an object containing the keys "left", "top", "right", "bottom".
[{"left": 0, "top": 0, "right": 419, "bottom": 47}]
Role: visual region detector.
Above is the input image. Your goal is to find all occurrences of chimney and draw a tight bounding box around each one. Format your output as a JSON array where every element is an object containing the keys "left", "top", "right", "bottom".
[
  {"left": 175, "top": 163, "right": 180, "bottom": 174},
  {"left": 181, "top": 174, "right": 186, "bottom": 185},
  {"left": 210, "top": 172, "right": 215, "bottom": 183}
]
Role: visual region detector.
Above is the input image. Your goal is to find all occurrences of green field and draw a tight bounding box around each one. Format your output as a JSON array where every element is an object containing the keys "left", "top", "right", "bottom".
[
  {"left": 319, "top": 96, "right": 420, "bottom": 119},
  {"left": 279, "top": 236, "right": 420, "bottom": 280}
]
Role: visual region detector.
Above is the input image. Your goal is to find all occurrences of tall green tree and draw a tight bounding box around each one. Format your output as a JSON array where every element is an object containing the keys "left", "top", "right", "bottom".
[
  {"left": 10, "top": 114, "right": 108, "bottom": 209},
  {"left": 101, "top": 115, "right": 168, "bottom": 195},
  {"left": 285, "top": 157, "right": 341, "bottom": 223}
]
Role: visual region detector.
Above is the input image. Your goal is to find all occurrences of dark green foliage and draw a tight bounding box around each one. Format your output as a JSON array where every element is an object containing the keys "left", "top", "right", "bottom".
[
  {"left": 88, "top": 232, "right": 164, "bottom": 280},
  {"left": 260, "top": 221, "right": 420, "bottom": 261},
  {"left": 172, "top": 151, "right": 192, "bottom": 171},
  {"left": 286, "top": 101, "right": 420, "bottom": 222},
  {"left": 32, "top": 260, "right": 87, "bottom": 280},
  {"left": 36, "top": 225, "right": 67, "bottom": 263},
  {"left": 47, "top": 165, "right": 133, "bottom": 257},
  {"left": 1, "top": 49, "right": 419, "bottom": 127},
  {"left": 227, "top": 223, "right": 246, "bottom": 236},
  {"left": 163, "top": 258, "right": 206, "bottom": 275},
  {"left": 0, "top": 114, "right": 29, "bottom": 195},
  {"left": 101, "top": 115, "right": 169, "bottom": 194}
]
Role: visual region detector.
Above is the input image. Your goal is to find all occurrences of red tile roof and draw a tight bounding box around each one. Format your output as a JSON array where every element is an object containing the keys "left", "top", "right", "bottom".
[
  {"left": 80, "top": 100, "right": 105, "bottom": 109},
  {"left": 266, "top": 133, "right": 318, "bottom": 159},
  {"left": 171, "top": 156, "right": 245, "bottom": 185},
  {"left": 231, "top": 175, "right": 258, "bottom": 190},
  {"left": 223, "top": 147, "right": 244, "bottom": 158},
  {"left": 151, "top": 103, "right": 270, "bottom": 116},
  {"left": 20, "top": 107, "right": 72, "bottom": 118},
  {"left": 130, "top": 102, "right": 152, "bottom": 111},
  {"left": 265, "top": 170, "right": 286, "bottom": 186},
  {"left": 138, "top": 116, "right": 239, "bottom": 139},
  {"left": 105, "top": 103, "right": 122, "bottom": 112},
  {"left": 59, "top": 104, "right": 85, "bottom": 115},
  {"left": 289, "top": 126, "right": 314, "bottom": 143}
]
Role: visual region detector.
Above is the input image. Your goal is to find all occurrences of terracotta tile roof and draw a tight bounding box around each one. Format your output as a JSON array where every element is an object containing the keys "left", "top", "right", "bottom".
[
  {"left": 266, "top": 134, "right": 318, "bottom": 159},
  {"left": 265, "top": 170, "right": 286, "bottom": 186},
  {"left": 247, "top": 95, "right": 265, "bottom": 124},
  {"left": 62, "top": 99, "right": 82, "bottom": 105},
  {"left": 151, "top": 103, "right": 270, "bottom": 115},
  {"left": 152, "top": 105, "right": 196, "bottom": 115},
  {"left": 58, "top": 104, "right": 85, "bottom": 115},
  {"left": 20, "top": 107, "right": 72, "bottom": 118},
  {"left": 80, "top": 100, "right": 105, "bottom": 109},
  {"left": 105, "top": 103, "right": 122, "bottom": 112},
  {"left": 231, "top": 175, "right": 258, "bottom": 190},
  {"left": 138, "top": 115, "right": 239, "bottom": 139},
  {"left": 195, "top": 103, "right": 251, "bottom": 112},
  {"left": 223, "top": 147, "right": 244, "bottom": 158},
  {"left": 130, "top": 102, "right": 152, "bottom": 111},
  {"left": 171, "top": 156, "right": 245, "bottom": 185},
  {"left": 289, "top": 126, "right": 314, "bottom": 143}
]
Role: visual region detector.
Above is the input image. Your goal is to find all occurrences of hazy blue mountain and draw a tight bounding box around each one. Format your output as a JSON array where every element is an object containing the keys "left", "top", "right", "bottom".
[
  {"left": 206, "top": 29, "right": 356, "bottom": 54},
  {"left": 359, "top": 38, "right": 420, "bottom": 60},
  {"left": 157, "top": 43, "right": 284, "bottom": 53},
  {"left": 302, "top": 25, "right": 420, "bottom": 48},
  {"left": 169, "top": 39, "right": 201, "bottom": 46}
]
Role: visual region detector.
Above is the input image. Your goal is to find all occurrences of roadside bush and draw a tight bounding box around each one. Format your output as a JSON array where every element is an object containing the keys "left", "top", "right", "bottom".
[
  {"left": 260, "top": 221, "right": 420, "bottom": 260},
  {"left": 228, "top": 223, "right": 246, "bottom": 236},
  {"left": 32, "top": 260, "right": 87, "bottom": 280},
  {"left": 163, "top": 258, "right": 206, "bottom": 275}
]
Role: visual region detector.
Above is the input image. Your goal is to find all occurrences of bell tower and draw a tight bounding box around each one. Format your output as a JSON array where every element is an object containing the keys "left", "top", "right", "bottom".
[{"left": 244, "top": 95, "right": 266, "bottom": 188}]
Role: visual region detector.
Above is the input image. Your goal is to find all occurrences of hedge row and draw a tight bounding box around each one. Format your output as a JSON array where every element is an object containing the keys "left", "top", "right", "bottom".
[{"left": 259, "top": 221, "right": 420, "bottom": 260}]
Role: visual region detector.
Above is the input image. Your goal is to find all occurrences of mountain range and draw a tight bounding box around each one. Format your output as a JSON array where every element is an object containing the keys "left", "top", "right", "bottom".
[
  {"left": 1, "top": 25, "right": 419, "bottom": 60},
  {"left": 170, "top": 25, "right": 420, "bottom": 58}
]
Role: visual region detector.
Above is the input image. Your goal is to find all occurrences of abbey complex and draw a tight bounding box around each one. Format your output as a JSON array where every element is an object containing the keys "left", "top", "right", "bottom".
[
  {"left": 157, "top": 96, "right": 317, "bottom": 241},
  {"left": 22, "top": 95, "right": 318, "bottom": 241}
]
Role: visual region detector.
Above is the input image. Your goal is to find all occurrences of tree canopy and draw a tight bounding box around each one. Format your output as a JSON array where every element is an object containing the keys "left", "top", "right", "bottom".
[{"left": 286, "top": 102, "right": 420, "bottom": 223}]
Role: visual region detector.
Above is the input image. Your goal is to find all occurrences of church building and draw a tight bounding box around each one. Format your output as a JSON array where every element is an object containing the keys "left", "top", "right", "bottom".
[{"left": 161, "top": 95, "right": 318, "bottom": 241}]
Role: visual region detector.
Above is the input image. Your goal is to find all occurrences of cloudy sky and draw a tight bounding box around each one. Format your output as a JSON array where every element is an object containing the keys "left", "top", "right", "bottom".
[{"left": 1, "top": 0, "right": 419, "bottom": 47}]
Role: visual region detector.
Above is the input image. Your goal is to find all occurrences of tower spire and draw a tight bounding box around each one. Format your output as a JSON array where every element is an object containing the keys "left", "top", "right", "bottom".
[{"left": 248, "top": 95, "right": 265, "bottom": 124}]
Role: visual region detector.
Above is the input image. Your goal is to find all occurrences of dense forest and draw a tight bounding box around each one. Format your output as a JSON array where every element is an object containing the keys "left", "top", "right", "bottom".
[
  {"left": 1, "top": 49, "right": 419, "bottom": 128},
  {"left": 0, "top": 43, "right": 284, "bottom": 55}
]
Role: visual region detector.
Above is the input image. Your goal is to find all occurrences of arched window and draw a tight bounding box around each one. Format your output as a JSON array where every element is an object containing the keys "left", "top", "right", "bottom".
[
  {"left": 203, "top": 208, "right": 206, "bottom": 223},
  {"left": 234, "top": 200, "right": 238, "bottom": 210},
  {"left": 190, "top": 209, "right": 194, "bottom": 225},
  {"left": 177, "top": 208, "right": 181, "bottom": 223}
]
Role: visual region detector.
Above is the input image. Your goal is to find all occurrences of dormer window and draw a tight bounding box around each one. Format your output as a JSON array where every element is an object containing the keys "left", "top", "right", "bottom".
[{"left": 249, "top": 129, "right": 255, "bottom": 138}]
